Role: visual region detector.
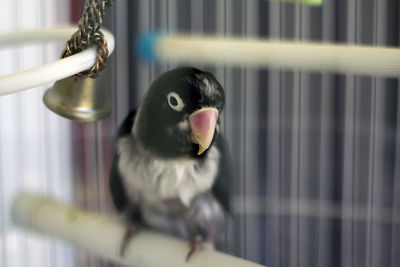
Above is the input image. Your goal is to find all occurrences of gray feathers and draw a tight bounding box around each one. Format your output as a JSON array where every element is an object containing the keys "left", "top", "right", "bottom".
[
  {"left": 109, "top": 67, "right": 230, "bottom": 246},
  {"left": 117, "top": 134, "right": 220, "bottom": 206},
  {"left": 116, "top": 133, "right": 226, "bottom": 240}
]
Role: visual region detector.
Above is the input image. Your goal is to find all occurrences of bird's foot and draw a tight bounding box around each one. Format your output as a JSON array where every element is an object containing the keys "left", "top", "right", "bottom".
[
  {"left": 186, "top": 235, "right": 204, "bottom": 262},
  {"left": 120, "top": 225, "right": 137, "bottom": 257}
]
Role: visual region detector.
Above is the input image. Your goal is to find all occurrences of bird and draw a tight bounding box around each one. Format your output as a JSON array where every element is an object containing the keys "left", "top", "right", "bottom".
[{"left": 109, "top": 67, "right": 231, "bottom": 261}]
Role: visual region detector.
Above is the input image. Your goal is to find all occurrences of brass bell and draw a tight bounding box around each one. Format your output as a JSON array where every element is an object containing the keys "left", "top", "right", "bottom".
[{"left": 43, "top": 72, "right": 110, "bottom": 122}]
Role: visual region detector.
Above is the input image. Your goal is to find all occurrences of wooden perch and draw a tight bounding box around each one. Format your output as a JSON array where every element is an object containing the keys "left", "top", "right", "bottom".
[
  {"left": 11, "top": 192, "right": 266, "bottom": 267},
  {"left": 149, "top": 35, "right": 400, "bottom": 77}
]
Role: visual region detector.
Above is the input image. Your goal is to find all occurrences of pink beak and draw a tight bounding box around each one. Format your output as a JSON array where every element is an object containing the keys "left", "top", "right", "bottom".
[{"left": 188, "top": 107, "right": 219, "bottom": 155}]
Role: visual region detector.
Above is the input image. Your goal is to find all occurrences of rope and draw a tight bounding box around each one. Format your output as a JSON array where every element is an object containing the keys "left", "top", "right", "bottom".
[{"left": 62, "top": 0, "right": 115, "bottom": 78}]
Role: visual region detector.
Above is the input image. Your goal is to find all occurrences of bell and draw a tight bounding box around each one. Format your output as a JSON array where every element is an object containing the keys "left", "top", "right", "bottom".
[{"left": 43, "top": 73, "right": 111, "bottom": 122}]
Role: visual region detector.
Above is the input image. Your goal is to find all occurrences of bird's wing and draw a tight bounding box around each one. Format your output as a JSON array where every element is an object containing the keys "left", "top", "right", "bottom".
[
  {"left": 117, "top": 110, "right": 137, "bottom": 138},
  {"left": 109, "top": 110, "right": 136, "bottom": 213},
  {"left": 211, "top": 134, "right": 232, "bottom": 214},
  {"left": 109, "top": 153, "right": 128, "bottom": 212}
]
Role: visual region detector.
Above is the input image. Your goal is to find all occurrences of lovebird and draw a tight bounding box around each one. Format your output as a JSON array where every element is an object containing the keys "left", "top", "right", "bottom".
[{"left": 109, "top": 67, "right": 231, "bottom": 260}]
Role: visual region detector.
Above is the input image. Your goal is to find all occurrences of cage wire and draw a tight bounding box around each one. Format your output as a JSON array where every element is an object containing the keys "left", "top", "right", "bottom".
[{"left": 126, "top": 1, "right": 400, "bottom": 267}]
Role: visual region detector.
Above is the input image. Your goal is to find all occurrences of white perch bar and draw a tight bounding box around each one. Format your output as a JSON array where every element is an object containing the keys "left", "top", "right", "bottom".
[
  {"left": 0, "top": 26, "right": 115, "bottom": 96},
  {"left": 149, "top": 35, "right": 400, "bottom": 77},
  {"left": 11, "top": 193, "right": 265, "bottom": 267}
]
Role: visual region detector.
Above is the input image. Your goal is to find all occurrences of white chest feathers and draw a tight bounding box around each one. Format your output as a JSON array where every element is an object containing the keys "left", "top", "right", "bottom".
[{"left": 117, "top": 136, "right": 220, "bottom": 206}]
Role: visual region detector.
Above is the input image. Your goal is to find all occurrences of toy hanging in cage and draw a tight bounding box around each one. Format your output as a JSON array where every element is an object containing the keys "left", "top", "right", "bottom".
[{"left": 0, "top": 0, "right": 115, "bottom": 122}]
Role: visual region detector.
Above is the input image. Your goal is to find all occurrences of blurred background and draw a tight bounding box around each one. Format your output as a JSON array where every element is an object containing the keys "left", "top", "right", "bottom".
[{"left": 1, "top": 0, "right": 400, "bottom": 267}]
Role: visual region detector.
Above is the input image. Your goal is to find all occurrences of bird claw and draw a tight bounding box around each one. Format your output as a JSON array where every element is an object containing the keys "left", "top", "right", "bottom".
[
  {"left": 186, "top": 235, "right": 204, "bottom": 262},
  {"left": 120, "top": 225, "right": 136, "bottom": 257}
]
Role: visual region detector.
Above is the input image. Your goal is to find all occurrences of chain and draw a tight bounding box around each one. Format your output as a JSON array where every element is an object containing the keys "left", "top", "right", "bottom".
[{"left": 62, "top": 0, "right": 115, "bottom": 78}]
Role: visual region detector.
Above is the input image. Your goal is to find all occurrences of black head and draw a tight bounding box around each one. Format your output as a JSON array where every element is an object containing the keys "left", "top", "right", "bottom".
[{"left": 133, "top": 67, "right": 225, "bottom": 158}]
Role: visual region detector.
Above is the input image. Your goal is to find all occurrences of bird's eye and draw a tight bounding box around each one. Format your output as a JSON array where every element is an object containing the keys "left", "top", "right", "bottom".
[{"left": 167, "top": 92, "right": 185, "bottom": 111}]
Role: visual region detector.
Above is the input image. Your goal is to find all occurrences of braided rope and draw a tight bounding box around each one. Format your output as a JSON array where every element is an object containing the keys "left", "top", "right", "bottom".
[{"left": 62, "top": 0, "right": 115, "bottom": 78}]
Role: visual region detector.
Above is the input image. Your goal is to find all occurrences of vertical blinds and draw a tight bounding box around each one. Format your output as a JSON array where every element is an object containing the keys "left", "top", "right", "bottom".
[
  {"left": 0, "top": 1, "right": 73, "bottom": 267},
  {"left": 125, "top": 1, "right": 400, "bottom": 267}
]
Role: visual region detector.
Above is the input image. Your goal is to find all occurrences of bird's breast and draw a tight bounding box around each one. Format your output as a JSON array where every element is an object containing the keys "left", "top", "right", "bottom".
[{"left": 117, "top": 136, "right": 220, "bottom": 208}]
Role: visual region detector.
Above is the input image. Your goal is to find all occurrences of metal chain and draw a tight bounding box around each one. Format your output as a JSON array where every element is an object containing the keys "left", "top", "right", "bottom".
[{"left": 62, "top": 0, "right": 115, "bottom": 78}]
